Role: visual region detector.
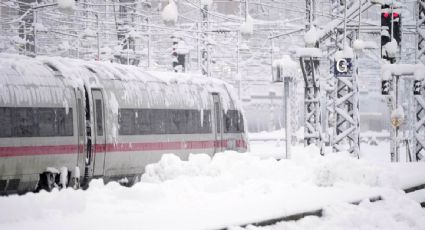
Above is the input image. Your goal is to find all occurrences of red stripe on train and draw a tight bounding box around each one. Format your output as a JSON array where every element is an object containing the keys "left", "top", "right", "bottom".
[
  {"left": 0, "top": 140, "right": 245, "bottom": 158},
  {"left": 0, "top": 145, "right": 78, "bottom": 157}
]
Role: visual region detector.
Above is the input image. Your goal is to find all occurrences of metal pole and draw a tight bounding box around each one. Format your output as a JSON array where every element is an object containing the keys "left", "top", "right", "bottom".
[
  {"left": 237, "top": 32, "right": 241, "bottom": 100},
  {"left": 200, "top": 1, "right": 210, "bottom": 77},
  {"left": 22, "top": 22, "right": 26, "bottom": 56},
  {"left": 284, "top": 77, "right": 291, "bottom": 159},
  {"left": 395, "top": 75, "right": 399, "bottom": 162},
  {"left": 358, "top": 0, "right": 361, "bottom": 38},
  {"left": 245, "top": 0, "right": 248, "bottom": 20},
  {"left": 270, "top": 37, "right": 274, "bottom": 77},
  {"left": 147, "top": 17, "right": 151, "bottom": 68},
  {"left": 95, "top": 13, "right": 100, "bottom": 61},
  {"left": 391, "top": 0, "right": 394, "bottom": 41},
  {"left": 33, "top": 10, "right": 37, "bottom": 56},
  {"left": 343, "top": 0, "right": 347, "bottom": 48}
]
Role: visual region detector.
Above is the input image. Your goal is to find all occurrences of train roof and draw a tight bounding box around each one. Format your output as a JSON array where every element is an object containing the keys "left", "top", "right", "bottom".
[
  {"left": 0, "top": 54, "right": 225, "bottom": 85},
  {"left": 0, "top": 54, "right": 241, "bottom": 111}
]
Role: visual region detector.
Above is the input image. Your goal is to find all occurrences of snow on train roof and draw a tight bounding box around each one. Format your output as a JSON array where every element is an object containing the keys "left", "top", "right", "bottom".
[
  {"left": 0, "top": 54, "right": 230, "bottom": 88},
  {"left": 0, "top": 54, "right": 242, "bottom": 111}
]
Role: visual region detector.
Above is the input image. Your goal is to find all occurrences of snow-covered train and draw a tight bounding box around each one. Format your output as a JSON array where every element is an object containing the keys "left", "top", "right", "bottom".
[{"left": 0, "top": 54, "right": 247, "bottom": 195}]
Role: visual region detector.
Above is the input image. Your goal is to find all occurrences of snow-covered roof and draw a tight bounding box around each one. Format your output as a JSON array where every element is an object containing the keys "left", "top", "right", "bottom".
[{"left": 0, "top": 54, "right": 242, "bottom": 111}]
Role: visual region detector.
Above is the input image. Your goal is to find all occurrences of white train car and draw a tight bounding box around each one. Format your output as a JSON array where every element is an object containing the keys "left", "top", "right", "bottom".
[{"left": 0, "top": 55, "right": 247, "bottom": 195}]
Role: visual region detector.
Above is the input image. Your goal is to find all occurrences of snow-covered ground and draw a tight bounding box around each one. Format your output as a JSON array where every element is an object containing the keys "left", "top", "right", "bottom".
[{"left": 1, "top": 132, "right": 425, "bottom": 230}]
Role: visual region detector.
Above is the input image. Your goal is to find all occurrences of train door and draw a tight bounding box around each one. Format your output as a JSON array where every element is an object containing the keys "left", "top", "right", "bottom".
[
  {"left": 76, "top": 89, "right": 85, "bottom": 168},
  {"left": 212, "top": 93, "right": 224, "bottom": 153},
  {"left": 92, "top": 89, "right": 106, "bottom": 177}
]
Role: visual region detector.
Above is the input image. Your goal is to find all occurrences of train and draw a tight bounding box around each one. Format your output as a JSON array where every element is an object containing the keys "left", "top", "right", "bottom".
[{"left": 0, "top": 54, "right": 248, "bottom": 195}]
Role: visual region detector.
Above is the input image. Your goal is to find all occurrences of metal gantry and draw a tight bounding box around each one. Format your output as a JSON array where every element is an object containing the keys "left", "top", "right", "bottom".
[
  {"left": 300, "top": 0, "right": 323, "bottom": 149},
  {"left": 415, "top": 0, "right": 425, "bottom": 160},
  {"left": 333, "top": 54, "right": 360, "bottom": 157},
  {"left": 332, "top": 0, "right": 360, "bottom": 157},
  {"left": 323, "top": 0, "right": 360, "bottom": 157},
  {"left": 300, "top": 54, "right": 322, "bottom": 147}
]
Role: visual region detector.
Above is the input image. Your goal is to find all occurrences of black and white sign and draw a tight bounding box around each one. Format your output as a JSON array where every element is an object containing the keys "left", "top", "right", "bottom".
[{"left": 334, "top": 58, "right": 353, "bottom": 78}]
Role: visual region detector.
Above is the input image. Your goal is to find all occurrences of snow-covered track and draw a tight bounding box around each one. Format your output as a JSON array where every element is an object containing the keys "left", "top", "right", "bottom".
[{"left": 225, "top": 183, "right": 425, "bottom": 229}]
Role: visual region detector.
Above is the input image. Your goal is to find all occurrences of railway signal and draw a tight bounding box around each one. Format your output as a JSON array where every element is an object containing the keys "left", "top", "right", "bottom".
[
  {"left": 382, "top": 80, "right": 391, "bottom": 95},
  {"left": 381, "top": 4, "right": 401, "bottom": 62}
]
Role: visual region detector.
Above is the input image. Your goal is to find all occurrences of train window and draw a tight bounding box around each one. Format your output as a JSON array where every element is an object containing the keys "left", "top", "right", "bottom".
[
  {"left": 136, "top": 109, "right": 152, "bottom": 134},
  {"left": 0, "top": 107, "right": 73, "bottom": 138},
  {"left": 38, "top": 108, "right": 56, "bottom": 136},
  {"left": 169, "top": 110, "right": 184, "bottom": 134},
  {"left": 150, "top": 109, "right": 166, "bottom": 134},
  {"left": 118, "top": 109, "right": 135, "bottom": 135},
  {"left": 12, "top": 108, "right": 38, "bottom": 137},
  {"left": 0, "top": 108, "right": 12, "bottom": 137},
  {"left": 224, "top": 110, "right": 244, "bottom": 133},
  {"left": 95, "top": 100, "right": 103, "bottom": 136},
  {"left": 56, "top": 109, "right": 73, "bottom": 136},
  {"left": 118, "top": 109, "right": 212, "bottom": 135}
]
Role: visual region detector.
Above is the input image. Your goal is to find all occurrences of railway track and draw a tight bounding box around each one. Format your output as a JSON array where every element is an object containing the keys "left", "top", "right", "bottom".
[{"left": 223, "top": 183, "right": 425, "bottom": 230}]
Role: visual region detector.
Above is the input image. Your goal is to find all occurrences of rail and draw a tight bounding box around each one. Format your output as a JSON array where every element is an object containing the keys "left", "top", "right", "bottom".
[{"left": 222, "top": 182, "right": 425, "bottom": 229}]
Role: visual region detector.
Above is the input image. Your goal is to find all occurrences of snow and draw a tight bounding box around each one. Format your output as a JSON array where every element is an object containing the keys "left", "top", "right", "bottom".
[
  {"left": 334, "top": 46, "right": 354, "bottom": 60},
  {"left": 201, "top": 0, "right": 213, "bottom": 8},
  {"left": 353, "top": 39, "right": 364, "bottom": 52},
  {"left": 161, "top": 0, "right": 178, "bottom": 26},
  {"left": 175, "top": 39, "right": 190, "bottom": 55},
  {"left": 57, "top": 0, "right": 75, "bottom": 9},
  {"left": 294, "top": 48, "right": 322, "bottom": 58},
  {"left": 304, "top": 26, "right": 317, "bottom": 47},
  {"left": 239, "top": 191, "right": 425, "bottom": 230},
  {"left": 60, "top": 167, "right": 68, "bottom": 188},
  {"left": 83, "top": 28, "right": 97, "bottom": 38},
  {"left": 240, "top": 15, "right": 254, "bottom": 38},
  {"left": 57, "top": 0, "right": 75, "bottom": 14},
  {"left": 381, "top": 63, "right": 425, "bottom": 81},
  {"left": 46, "top": 167, "right": 60, "bottom": 174},
  {"left": 383, "top": 39, "right": 398, "bottom": 58},
  {"left": 33, "top": 23, "right": 48, "bottom": 33},
  {"left": 272, "top": 55, "right": 298, "bottom": 79},
  {"left": 11, "top": 36, "right": 26, "bottom": 45},
  {"left": 1, "top": 135, "right": 425, "bottom": 230},
  {"left": 363, "top": 40, "right": 378, "bottom": 49}
]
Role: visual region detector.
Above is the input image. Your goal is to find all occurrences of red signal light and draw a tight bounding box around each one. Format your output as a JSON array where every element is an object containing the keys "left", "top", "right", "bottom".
[
  {"left": 393, "top": 12, "right": 399, "bottom": 18},
  {"left": 383, "top": 12, "right": 390, "bottom": 18}
]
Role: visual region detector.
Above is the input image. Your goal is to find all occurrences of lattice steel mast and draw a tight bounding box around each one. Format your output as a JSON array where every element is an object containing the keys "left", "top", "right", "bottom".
[{"left": 415, "top": 0, "right": 425, "bottom": 160}]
